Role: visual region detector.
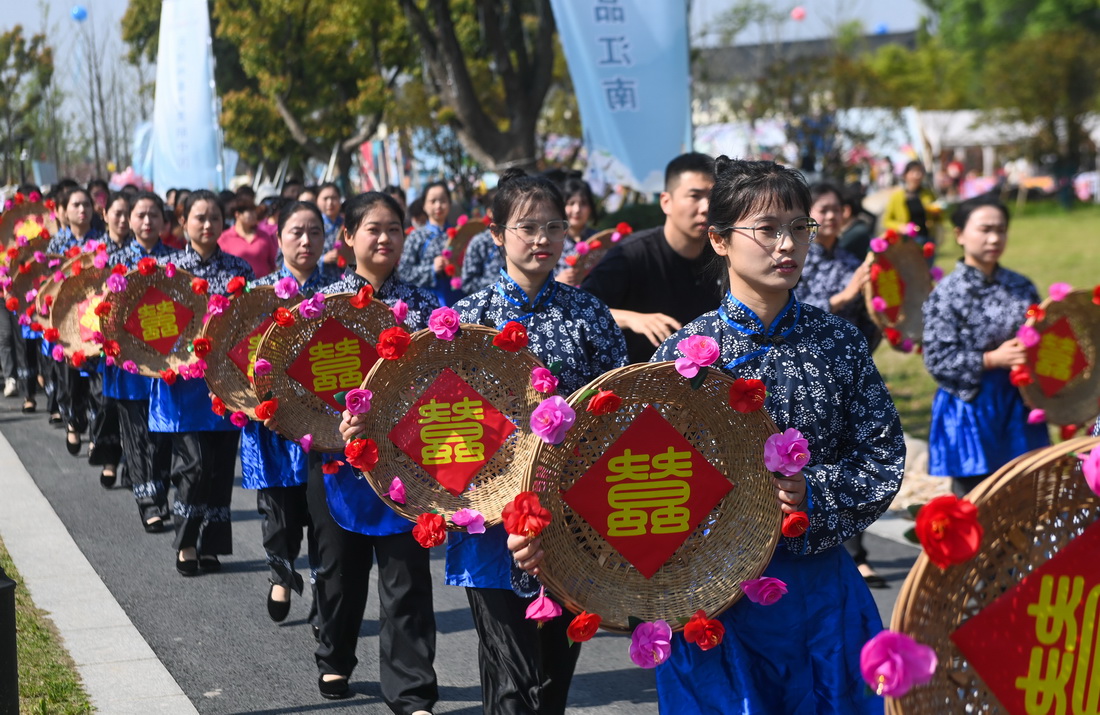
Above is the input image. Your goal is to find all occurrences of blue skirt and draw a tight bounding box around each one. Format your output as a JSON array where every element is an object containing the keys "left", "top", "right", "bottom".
[
  {"left": 928, "top": 369, "right": 1049, "bottom": 477},
  {"left": 655, "top": 545, "right": 883, "bottom": 715}
]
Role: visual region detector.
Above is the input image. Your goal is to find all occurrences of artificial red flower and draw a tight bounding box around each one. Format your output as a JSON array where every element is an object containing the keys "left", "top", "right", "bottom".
[
  {"left": 446, "top": 227, "right": 457, "bottom": 239},
  {"left": 728, "top": 378, "right": 767, "bottom": 413},
  {"left": 210, "top": 396, "right": 227, "bottom": 416},
  {"left": 344, "top": 437, "right": 379, "bottom": 471},
  {"left": 883, "top": 327, "right": 902, "bottom": 346},
  {"left": 502, "top": 491, "right": 551, "bottom": 537},
  {"left": 1009, "top": 364, "right": 1033, "bottom": 387},
  {"left": 273, "top": 307, "right": 295, "bottom": 327},
  {"left": 683, "top": 610, "right": 725, "bottom": 651},
  {"left": 13, "top": 193, "right": 24, "bottom": 205},
  {"left": 586, "top": 390, "right": 622, "bottom": 415},
  {"left": 29, "top": 321, "right": 42, "bottom": 332},
  {"left": 70, "top": 261, "right": 83, "bottom": 276},
  {"left": 493, "top": 321, "right": 529, "bottom": 352},
  {"left": 191, "top": 277, "right": 209, "bottom": 295},
  {"left": 254, "top": 398, "right": 279, "bottom": 421},
  {"left": 110, "top": 263, "right": 127, "bottom": 275},
  {"left": 781, "top": 511, "right": 810, "bottom": 537},
  {"left": 412, "top": 513, "right": 447, "bottom": 548},
  {"left": 43, "top": 327, "right": 60, "bottom": 342},
  {"left": 376, "top": 326, "right": 412, "bottom": 360},
  {"left": 869, "top": 263, "right": 881, "bottom": 281},
  {"left": 17, "top": 262, "right": 30, "bottom": 275},
  {"left": 192, "top": 337, "right": 212, "bottom": 358},
  {"left": 44, "top": 295, "right": 53, "bottom": 308},
  {"left": 4, "top": 297, "right": 17, "bottom": 311},
  {"left": 1061, "top": 424, "right": 1078, "bottom": 441},
  {"left": 93, "top": 301, "right": 111, "bottom": 317},
  {"left": 615, "top": 222, "right": 633, "bottom": 236},
  {"left": 24, "top": 305, "right": 34, "bottom": 316},
  {"left": 159, "top": 369, "right": 178, "bottom": 385},
  {"left": 137, "top": 257, "right": 158, "bottom": 276},
  {"left": 914, "top": 495, "right": 983, "bottom": 568},
  {"left": 589, "top": 240, "right": 602, "bottom": 250},
  {"left": 44, "top": 199, "right": 56, "bottom": 211},
  {"left": 103, "top": 340, "right": 121, "bottom": 358},
  {"left": 1025, "top": 303, "right": 1046, "bottom": 322},
  {"left": 70, "top": 350, "right": 86, "bottom": 368},
  {"left": 1093, "top": 285, "right": 1100, "bottom": 306},
  {"left": 349, "top": 284, "right": 374, "bottom": 309},
  {"left": 883, "top": 228, "right": 898, "bottom": 243},
  {"left": 321, "top": 459, "right": 345, "bottom": 474},
  {"left": 567, "top": 612, "right": 602, "bottom": 642},
  {"left": 564, "top": 255, "right": 578, "bottom": 267},
  {"left": 444, "top": 263, "right": 456, "bottom": 277},
  {"left": 337, "top": 255, "right": 347, "bottom": 269},
  {"left": 922, "top": 243, "right": 935, "bottom": 259}
]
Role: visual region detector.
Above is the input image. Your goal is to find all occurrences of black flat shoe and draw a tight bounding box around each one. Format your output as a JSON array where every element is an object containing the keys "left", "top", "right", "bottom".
[
  {"left": 100, "top": 468, "right": 117, "bottom": 489},
  {"left": 318, "top": 675, "right": 350, "bottom": 700},
  {"left": 21, "top": 400, "right": 35, "bottom": 414},
  {"left": 312, "top": 624, "right": 320, "bottom": 642},
  {"left": 144, "top": 518, "right": 165, "bottom": 534},
  {"left": 199, "top": 555, "right": 221, "bottom": 573},
  {"left": 65, "top": 429, "right": 81, "bottom": 456},
  {"left": 49, "top": 413, "right": 63, "bottom": 425},
  {"left": 863, "top": 573, "right": 889, "bottom": 589},
  {"left": 176, "top": 553, "right": 199, "bottom": 577},
  {"left": 267, "top": 584, "right": 291, "bottom": 623}
]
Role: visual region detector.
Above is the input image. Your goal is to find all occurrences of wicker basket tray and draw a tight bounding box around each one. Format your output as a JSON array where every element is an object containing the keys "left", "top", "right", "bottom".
[
  {"left": 448, "top": 219, "right": 487, "bottom": 270},
  {"left": 253, "top": 293, "right": 395, "bottom": 452},
  {"left": 34, "top": 257, "right": 69, "bottom": 322},
  {"left": 0, "top": 202, "right": 58, "bottom": 249},
  {"left": 525, "top": 362, "right": 782, "bottom": 633},
  {"left": 567, "top": 228, "right": 617, "bottom": 285},
  {"left": 1018, "top": 289, "right": 1099, "bottom": 427},
  {"left": 4, "top": 237, "right": 57, "bottom": 317},
  {"left": 887, "top": 436, "right": 1100, "bottom": 714},
  {"left": 98, "top": 265, "right": 208, "bottom": 378},
  {"left": 201, "top": 285, "right": 291, "bottom": 419},
  {"left": 51, "top": 253, "right": 111, "bottom": 354},
  {"left": 357, "top": 323, "right": 545, "bottom": 527},
  {"left": 863, "top": 237, "right": 932, "bottom": 345}
]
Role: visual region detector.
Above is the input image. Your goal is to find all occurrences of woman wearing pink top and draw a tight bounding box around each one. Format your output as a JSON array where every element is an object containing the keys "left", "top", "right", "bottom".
[{"left": 218, "top": 197, "right": 279, "bottom": 277}]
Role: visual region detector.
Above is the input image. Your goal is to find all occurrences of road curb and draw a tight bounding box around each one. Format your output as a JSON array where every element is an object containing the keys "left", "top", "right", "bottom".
[{"left": 0, "top": 430, "right": 197, "bottom": 714}]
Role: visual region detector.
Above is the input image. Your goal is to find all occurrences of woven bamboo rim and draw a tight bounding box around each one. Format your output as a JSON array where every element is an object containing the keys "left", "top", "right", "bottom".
[
  {"left": 0, "top": 202, "right": 58, "bottom": 250},
  {"left": 526, "top": 362, "right": 782, "bottom": 634},
  {"left": 862, "top": 237, "right": 931, "bottom": 343},
  {"left": 51, "top": 253, "right": 111, "bottom": 354},
  {"left": 99, "top": 266, "right": 208, "bottom": 378},
  {"left": 358, "top": 324, "right": 545, "bottom": 527},
  {"left": 4, "top": 237, "right": 56, "bottom": 316},
  {"left": 1018, "top": 289, "right": 1100, "bottom": 427},
  {"left": 886, "top": 436, "right": 1100, "bottom": 714},
  {"left": 569, "top": 228, "right": 617, "bottom": 285},
  {"left": 254, "top": 294, "right": 395, "bottom": 452},
  {"left": 201, "top": 285, "right": 290, "bottom": 419},
  {"left": 449, "top": 220, "right": 488, "bottom": 269}
]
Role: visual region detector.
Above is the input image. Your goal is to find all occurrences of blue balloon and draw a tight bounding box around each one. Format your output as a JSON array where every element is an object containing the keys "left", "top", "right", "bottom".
[
  {"left": 874, "top": 23, "right": 889, "bottom": 35},
  {"left": 71, "top": 5, "right": 88, "bottom": 21}
]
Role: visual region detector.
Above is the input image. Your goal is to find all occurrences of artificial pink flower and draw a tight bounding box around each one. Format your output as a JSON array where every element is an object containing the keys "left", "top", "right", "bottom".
[
  {"left": 48, "top": 258, "right": 60, "bottom": 268},
  {"left": 1017, "top": 325, "right": 1040, "bottom": 348},
  {"left": 741, "top": 576, "right": 788, "bottom": 605},
  {"left": 391, "top": 299, "right": 408, "bottom": 324},
  {"left": 900, "top": 339, "right": 914, "bottom": 353},
  {"left": 92, "top": 252, "right": 108, "bottom": 269},
  {"left": 674, "top": 335, "right": 720, "bottom": 378},
  {"left": 525, "top": 587, "right": 562, "bottom": 624},
  {"left": 763, "top": 428, "right": 810, "bottom": 476},
  {"left": 229, "top": 411, "right": 249, "bottom": 428},
  {"left": 1026, "top": 408, "right": 1046, "bottom": 424},
  {"left": 452, "top": 508, "right": 486, "bottom": 534},
  {"left": 106, "top": 273, "right": 127, "bottom": 293},
  {"left": 428, "top": 306, "right": 461, "bottom": 340},
  {"left": 869, "top": 237, "right": 889, "bottom": 253},
  {"left": 206, "top": 294, "right": 230, "bottom": 317},
  {"left": 574, "top": 242, "right": 590, "bottom": 256},
  {"left": 860, "top": 630, "right": 938, "bottom": 697},
  {"left": 165, "top": 263, "right": 176, "bottom": 277},
  {"left": 105, "top": 356, "right": 115, "bottom": 366},
  {"left": 24, "top": 289, "right": 36, "bottom": 303},
  {"left": 441, "top": 248, "right": 453, "bottom": 260},
  {"left": 903, "top": 222, "right": 919, "bottom": 238},
  {"left": 871, "top": 296, "right": 888, "bottom": 312},
  {"left": 530, "top": 366, "right": 558, "bottom": 394},
  {"left": 274, "top": 275, "right": 299, "bottom": 300},
  {"left": 1080, "top": 448, "right": 1100, "bottom": 496},
  {"left": 298, "top": 293, "right": 325, "bottom": 319},
  {"left": 122, "top": 360, "right": 139, "bottom": 374},
  {"left": 1049, "top": 282, "right": 1072, "bottom": 301},
  {"left": 611, "top": 231, "right": 623, "bottom": 242},
  {"left": 456, "top": 214, "right": 468, "bottom": 228},
  {"left": 450, "top": 277, "right": 462, "bottom": 290},
  {"left": 629, "top": 620, "right": 672, "bottom": 668},
  {"left": 17, "top": 315, "right": 30, "bottom": 328},
  {"left": 387, "top": 477, "right": 406, "bottom": 504},
  {"left": 344, "top": 388, "right": 373, "bottom": 416},
  {"left": 51, "top": 344, "right": 64, "bottom": 361},
  {"left": 253, "top": 358, "right": 272, "bottom": 377},
  {"left": 929, "top": 266, "right": 944, "bottom": 282},
  {"left": 530, "top": 396, "right": 576, "bottom": 444},
  {"left": 52, "top": 271, "right": 64, "bottom": 283},
  {"left": 300, "top": 434, "right": 313, "bottom": 453}
]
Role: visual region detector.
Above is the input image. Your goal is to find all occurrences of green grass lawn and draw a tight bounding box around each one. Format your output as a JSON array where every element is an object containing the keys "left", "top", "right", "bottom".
[
  {"left": 0, "top": 538, "right": 92, "bottom": 714},
  {"left": 874, "top": 201, "right": 1100, "bottom": 440}
]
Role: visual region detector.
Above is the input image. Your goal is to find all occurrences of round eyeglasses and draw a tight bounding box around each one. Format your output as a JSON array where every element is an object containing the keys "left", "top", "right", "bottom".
[
  {"left": 720, "top": 218, "right": 819, "bottom": 247},
  {"left": 500, "top": 220, "right": 570, "bottom": 245}
]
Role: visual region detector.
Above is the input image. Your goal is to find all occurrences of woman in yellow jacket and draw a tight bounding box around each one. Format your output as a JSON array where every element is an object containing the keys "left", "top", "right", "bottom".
[{"left": 882, "top": 161, "right": 940, "bottom": 249}]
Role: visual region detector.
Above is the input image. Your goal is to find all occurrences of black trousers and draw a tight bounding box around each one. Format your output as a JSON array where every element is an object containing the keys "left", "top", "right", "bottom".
[
  {"left": 38, "top": 349, "right": 58, "bottom": 414},
  {"left": 0, "top": 310, "right": 16, "bottom": 380},
  {"left": 118, "top": 399, "right": 173, "bottom": 522},
  {"left": 56, "top": 363, "right": 90, "bottom": 432},
  {"left": 170, "top": 430, "right": 239, "bottom": 554},
  {"left": 466, "top": 587, "right": 581, "bottom": 715},
  {"left": 14, "top": 330, "right": 38, "bottom": 400},
  {"left": 952, "top": 474, "right": 987, "bottom": 497},
  {"left": 844, "top": 533, "right": 867, "bottom": 566},
  {"left": 257, "top": 485, "right": 316, "bottom": 592},
  {"left": 306, "top": 459, "right": 438, "bottom": 714},
  {"left": 86, "top": 370, "right": 121, "bottom": 467}
]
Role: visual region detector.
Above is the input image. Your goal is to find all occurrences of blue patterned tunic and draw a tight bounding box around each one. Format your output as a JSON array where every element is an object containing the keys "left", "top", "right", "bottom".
[
  {"left": 458, "top": 230, "right": 503, "bottom": 294},
  {"left": 322, "top": 214, "right": 344, "bottom": 257},
  {"left": 47, "top": 225, "right": 106, "bottom": 255},
  {"left": 796, "top": 241, "right": 878, "bottom": 347},
  {"left": 922, "top": 261, "right": 1048, "bottom": 476},
  {"left": 316, "top": 270, "right": 440, "bottom": 536},
  {"left": 397, "top": 224, "right": 447, "bottom": 290},
  {"left": 649, "top": 289, "right": 903, "bottom": 714},
  {"left": 446, "top": 271, "right": 629, "bottom": 590},
  {"left": 149, "top": 246, "right": 255, "bottom": 433}
]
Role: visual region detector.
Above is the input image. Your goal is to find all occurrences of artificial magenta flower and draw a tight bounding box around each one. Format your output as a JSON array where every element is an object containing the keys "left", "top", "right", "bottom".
[
  {"left": 530, "top": 366, "right": 558, "bottom": 394},
  {"left": 525, "top": 587, "right": 562, "bottom": 625},
  {"left": 629, "top": 620, "right": 672, "bottom": 668},
  {"left": 391, "top": 299, "right": 408, "bottom": 324},
  {"left": 1016, "top": 325, "right": 1040, "bottom": 348},
  {"left": 741, "top": 576, "right": 788, "bottom": 605},
  {"left": 273, "top": 276, "right": 299, "bottom": 300},
  {"left": 674, "top": 335, "right": 719, "bottom": 378},
  {"left": 298, "top": 293, "right": 325, "bottom": 320},
  {"left": 530, "top": 396, "right": 576, "bottom": 444},
  {"left": 344, "top": 388, "right": 373, "bottom": 416},
  {"left": 428, "top": 306, "right": 461, "bottom": 340},
  {"left": 1079, "top": 447, "right": 1100, "bottom": 496},
  {"left": 860, "top": 630, "right": 937, "bottom": 697},
  {"left": 451, "top": 508, "right": 485, "bottom": 534},
  {"left": 763, "top": 429, "right": 810, "bottom": 476},
  {"left": 1049, "top": 282, "right": 1072, "bottom": 301},
  {"left": 387, "top": 477, "right": 406, "bottom": 504}
]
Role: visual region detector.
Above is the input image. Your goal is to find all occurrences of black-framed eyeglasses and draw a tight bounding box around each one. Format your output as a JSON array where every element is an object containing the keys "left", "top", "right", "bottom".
[
  {"left": 499, "top": 220, "right": 570, "bottom": 245},
  {"left": 718, "top": 218, "right": 819, "bottom": 247}
]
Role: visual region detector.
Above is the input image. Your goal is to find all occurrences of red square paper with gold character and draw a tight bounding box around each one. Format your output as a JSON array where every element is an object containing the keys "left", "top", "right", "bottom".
[
  {"left": 285, "top": 317, "right": 378, "bottom": 411},
  {"left": 76, "top": 293, "right": 105, "bottom": 343},
  {"left": 1027, "top": 316, "right": 1090, "bottom": 398},
  {"left": 563, "top": 405, "right": 733, "bottom": 579},
  {"left": 388, "top": 368, "right": 516, "bottom": 496},
  {"left": 951, "top": 519, "right": 1100, "bottom": 714},
  {"left": 228, "top": 317, "right": 273, "bottom": 379},
  {"left": 122, "top": 286, "right": 194, "bottom": 355}
]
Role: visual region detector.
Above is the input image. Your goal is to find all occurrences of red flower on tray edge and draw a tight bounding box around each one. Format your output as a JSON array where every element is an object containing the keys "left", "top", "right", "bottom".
[{"left": 913, "top": 494, "right": 983, "bottom": 569}]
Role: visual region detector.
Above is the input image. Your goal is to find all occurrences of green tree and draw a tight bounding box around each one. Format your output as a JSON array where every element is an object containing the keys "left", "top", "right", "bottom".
[{"left": 0, "top": 26, "right": 54, "bottom": 184}]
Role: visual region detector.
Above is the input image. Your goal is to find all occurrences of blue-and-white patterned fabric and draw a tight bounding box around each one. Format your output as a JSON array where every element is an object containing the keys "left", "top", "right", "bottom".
[
  {"left": 315, "top": 271, "right": 439, "bottom": 536},
  {"left": 396, "top": 223, "right": 464, "bottom": 305},
  {"left": 796, "top": 241, "right": 878, "bottom": 346},
  {"left": 648, "top": 289, "right": 903, "bottom": 714},
  {"left": 922, "top": 261, "right": 1048, "bottom": 476},
  {"left": 239, "top": 265, "right": 343, "bottom": 490},
  {"left": 46, "top": 225, "right": 106, "bottom": 255},
  {"left": 322, "top": 214, "right": 344, "bottom": 256},
  {"left": 149, "top": 246, "right": 255, "bottom": 433},
  {"left": 458, "top": 230, "right": 503, "bottom": 294},
  {"left": 445, "top": 270, "right": 629, "bottom": 590}
]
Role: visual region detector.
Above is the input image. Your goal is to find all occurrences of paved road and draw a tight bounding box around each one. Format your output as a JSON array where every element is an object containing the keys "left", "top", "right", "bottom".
[{"left": 0, "top": 398, "right": 920, "bottom": 714}]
